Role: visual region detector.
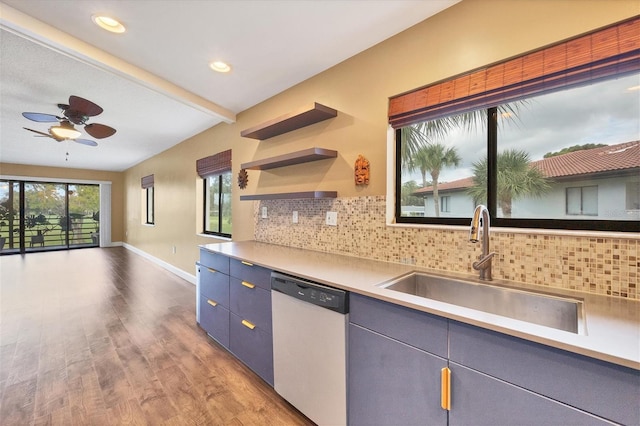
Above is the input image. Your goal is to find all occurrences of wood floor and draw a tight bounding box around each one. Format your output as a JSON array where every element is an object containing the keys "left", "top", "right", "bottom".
[{"left": 0, "top": 247, "right": 313, "bottom": 425}]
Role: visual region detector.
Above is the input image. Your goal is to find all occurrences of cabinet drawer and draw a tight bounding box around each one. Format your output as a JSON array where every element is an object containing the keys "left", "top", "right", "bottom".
[
  {"left": 199, "top": 297, "right": 230, "bottom": 348},
  {"left": 200, "top": 249, "right": 230, "bottom": 274},
  {"left": 229, "top": 259, "right": 271, "bottom": 290},
  {"left": 449, "top": 321, "right": 640, "bottom": 426},
  {"left": 349, "top": 293, "right": 448, "bottom": 358},
  {"left": 449, "top": 363, "right": 610, "bottom": 425},
  {"left": 229, "top": 313, "right": 274, "bottom": 385},
  {"left": 230, "top": 278, "right": 272, "bottom": 332},
  {"left": 200, "top": 268, "right": 229, "bottom": 307}
]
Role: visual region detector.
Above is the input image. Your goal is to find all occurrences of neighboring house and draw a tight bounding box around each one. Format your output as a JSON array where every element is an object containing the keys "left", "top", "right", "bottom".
[{"left": 412, "top": 141, "right": 640, "bottom": 220}]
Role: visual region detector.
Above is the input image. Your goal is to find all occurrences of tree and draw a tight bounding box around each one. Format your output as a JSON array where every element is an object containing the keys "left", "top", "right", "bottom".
[
  {"left": 401, "top": 180, "right": 423, "bottom": 206},
  {"left": 400, "top": 114, "right": 479, "bottom": 171},
  {"left": 467, "top": 149, "right": 550, "bottom": 217},
  {"left": 412, "top": 143, "right": 461, "bottom": 216},
  {"left": 543, "top": 143, "right": 607, "bottom": 158}
]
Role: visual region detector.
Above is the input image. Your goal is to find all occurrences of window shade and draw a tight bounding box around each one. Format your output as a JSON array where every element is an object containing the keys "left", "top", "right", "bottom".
[
  {"left": 141, "top": 174, "right": 154, "bottom": 189},
  {"left": 389, "top": 16, "right": 640, "bottom": 128},
  {"left": 196, "top": 149, "right": 232, "bottom": 178}
]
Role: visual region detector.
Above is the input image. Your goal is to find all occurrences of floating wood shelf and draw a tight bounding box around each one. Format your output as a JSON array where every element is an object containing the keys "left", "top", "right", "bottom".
[
  {"left": 240, "top": 102, "right": 337, "bottom": 140},
  {"left": 240, "top": 147, "right": 337, "bottom": 171},
  {"left": 240, "top": 191, "right": 337, "bottom": 201}
]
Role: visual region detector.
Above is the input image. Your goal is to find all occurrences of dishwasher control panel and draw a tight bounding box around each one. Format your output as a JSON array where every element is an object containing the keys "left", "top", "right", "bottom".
[{"left": 271, "top": 272, "right": 348, "bottom": 314}]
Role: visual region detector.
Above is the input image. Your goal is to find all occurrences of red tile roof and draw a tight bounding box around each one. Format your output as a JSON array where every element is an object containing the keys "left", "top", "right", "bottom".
[
  {"left": 413, "top": 140, "right": 639, "bottom": 195},
  {"left": 414, "top": 177, "right": 474, "bottom": 194},
  {"left": 532, "top": 141, "right": 640, "bottom": 178}
]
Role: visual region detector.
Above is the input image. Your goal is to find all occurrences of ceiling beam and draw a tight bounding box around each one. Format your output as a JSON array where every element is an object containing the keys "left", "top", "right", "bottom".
[{"left": 0, "top": 3, "right": 236, "bottom": 124}]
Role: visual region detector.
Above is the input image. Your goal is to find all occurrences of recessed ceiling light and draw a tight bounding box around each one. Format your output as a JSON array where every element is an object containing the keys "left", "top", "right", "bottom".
[
  {"left": 92, "top": 14, "right": 126, "bottom": 33},
  {"left": 210, "top": 61, "right": 231, "bottom": 73}
]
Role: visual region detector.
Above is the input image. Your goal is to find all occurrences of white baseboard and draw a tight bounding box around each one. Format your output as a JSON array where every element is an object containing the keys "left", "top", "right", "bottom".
[{"left": 122, "top": 243, "right": 197, "bottom": 285}]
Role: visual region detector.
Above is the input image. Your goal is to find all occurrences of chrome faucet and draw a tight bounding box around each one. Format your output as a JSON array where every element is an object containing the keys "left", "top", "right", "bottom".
[{"left": 469, "top": 205, "right": 495, "bottom": 281}]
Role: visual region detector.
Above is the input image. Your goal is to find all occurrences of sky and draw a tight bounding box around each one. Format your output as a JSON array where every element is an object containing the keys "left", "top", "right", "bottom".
[{"left": 402, "top": 72, "right": 640, "bottom": 185}]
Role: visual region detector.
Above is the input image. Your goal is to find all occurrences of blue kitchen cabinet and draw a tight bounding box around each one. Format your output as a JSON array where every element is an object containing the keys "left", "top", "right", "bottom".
[
  {"left": 197, "top": 250, "right": 231, "bottom": 348},
  {"left": 448, "top": 363, "right": 611, "bottom": 425},
  {"left": 449, "top": 321, "right": 640, "bottom": 425},
  {"left": 198, "top": 250, "right": 274, "bottom": 385},
  {"left": 348, "top": 293, "right": 449, "bottom": 425},
  {"left": 349, "top": 322, "right": 448, "bottom": 425},
  {"left": 349, "top": 293, "right": 636, "bottom": 425},
  {"left": 228, "top": 257, "right": 274, "bottom": 385}
]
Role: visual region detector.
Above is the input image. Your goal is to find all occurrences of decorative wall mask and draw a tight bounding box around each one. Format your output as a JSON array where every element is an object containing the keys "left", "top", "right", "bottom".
[
  {"left": 354, "top": 155, "right": 370, "bottom": 185},
  {"left": 238, "top": 169, "right": 249, "bottom": 189}
]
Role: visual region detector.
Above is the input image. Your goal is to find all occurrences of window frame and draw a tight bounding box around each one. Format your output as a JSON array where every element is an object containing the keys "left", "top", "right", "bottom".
[
  {"left": 394, "top": 107, "right": 639, "bottom": 232},
  {"left": 566, "top": 185, "right": 598, "bottom": 216},
  {"left": 202, "top": 172, "right": 232, "bottom": 238},
  {"left": 145, "top": 186, "right": 154, "bottom": 225}
]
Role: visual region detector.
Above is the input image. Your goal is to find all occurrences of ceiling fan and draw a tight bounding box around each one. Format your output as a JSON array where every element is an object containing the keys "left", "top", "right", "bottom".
[{"left": 22, "top": 95, "right": 116, "bottom": 147}]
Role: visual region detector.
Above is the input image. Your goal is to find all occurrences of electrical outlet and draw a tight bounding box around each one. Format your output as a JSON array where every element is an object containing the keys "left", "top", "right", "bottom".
[
  {"left": 172, "top": 245, "right": 176, "bottom": 254},
  {"left": 292, "top": 211, "right": 298, "bottom": 223},
  {"left": 261, "top": 206, "right": 268, "bottom": 218},
  {"left": 326, "top": 211, "right": 338, "bottom": 226}
]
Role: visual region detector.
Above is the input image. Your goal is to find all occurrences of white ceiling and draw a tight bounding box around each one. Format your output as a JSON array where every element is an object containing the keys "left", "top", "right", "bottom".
[{"left": 0, "top": 0, "right": 458, "bottom": 172}]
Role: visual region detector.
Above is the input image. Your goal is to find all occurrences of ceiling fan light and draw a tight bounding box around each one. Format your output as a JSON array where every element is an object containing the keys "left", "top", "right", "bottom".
[
  {"left": 92, "top": 14, "right": 126, "bottom": 33},
  {"left": 51, "top": 122, "right": 81, "bottom": 139}
]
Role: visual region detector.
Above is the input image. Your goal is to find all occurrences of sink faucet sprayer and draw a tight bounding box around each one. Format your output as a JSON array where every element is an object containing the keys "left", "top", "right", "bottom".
[{"left": 469, "top": 205, "right": 495, "bottom": 281}]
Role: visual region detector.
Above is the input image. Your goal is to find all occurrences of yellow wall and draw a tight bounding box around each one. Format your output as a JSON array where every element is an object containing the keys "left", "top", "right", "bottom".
[
  {"left": 120, "top": 0, "right": 638, "bottom": 275},
  {"left": 0, "top": 162, "right": 124, "bottom": 243}
]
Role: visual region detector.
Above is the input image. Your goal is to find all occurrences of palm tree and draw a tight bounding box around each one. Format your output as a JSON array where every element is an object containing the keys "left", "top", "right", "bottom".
[
  {"left": 412, "top": 143, "right": 461, "bottom": 216},
  {"left": 400, "top": 114, "right": 479, "bottom": 171},
  {"left": 400, "top": 104, "right": 526, "bottom": 171},
  {"left": 467, "top": 149, "right": 550, "bottom": 217}
]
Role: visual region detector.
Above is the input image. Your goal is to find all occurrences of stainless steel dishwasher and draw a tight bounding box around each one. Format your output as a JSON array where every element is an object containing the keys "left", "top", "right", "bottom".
[{"left": 271, "top": 272, "right": 349, "bottom": 426}]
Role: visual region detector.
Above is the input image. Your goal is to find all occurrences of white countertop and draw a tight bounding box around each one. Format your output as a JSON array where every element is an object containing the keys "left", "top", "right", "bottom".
[{"left": 201, "top": 241, "right": 640, "bottom": 370}]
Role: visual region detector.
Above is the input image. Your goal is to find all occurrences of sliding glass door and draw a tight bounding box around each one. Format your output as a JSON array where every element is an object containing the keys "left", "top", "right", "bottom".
[{"left": 0, "top": 180, "right": 100, "bottom": 254}]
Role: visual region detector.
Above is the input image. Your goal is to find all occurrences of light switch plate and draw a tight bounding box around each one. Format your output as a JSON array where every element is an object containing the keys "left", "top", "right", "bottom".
[
  {"left": 326, "top": 211, "right": 337, "bottom": 226},
  {"left": 292, "top": 211, "right": 298, "bottom": 223},
  {"left": 261, "top": 206, "right": 268, "bottom": 218}
]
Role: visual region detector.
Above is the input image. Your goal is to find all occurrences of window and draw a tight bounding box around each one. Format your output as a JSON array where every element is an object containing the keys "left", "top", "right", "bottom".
[
  {"left": 392, "top": 17, "right": 639, "bottom": 232},
  {"left": 145, "top": 187, "right": 154, "bottom": 224},
  {"left": 0, "top": 179, "right": 100, "bottom": 253},
  {"left": 141, "top": 175, "right": 154, "bottom": 225},
  {"left": 566, "top": 186, "right": 598, "bottom": 216},
  {"left": 626, "top": 182, "right": 640, "bottom": 211},
  {"left": 197, "top": 150, "right": 232, "bottom": 238},
  {"left": 440, "top": 196, "right": 451, "bottom": 213}
]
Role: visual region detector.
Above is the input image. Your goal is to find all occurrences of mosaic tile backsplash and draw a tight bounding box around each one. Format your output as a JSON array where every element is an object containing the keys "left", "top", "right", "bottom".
[{"left": 253, "top": 196, "right": 638, "bottom": 300}]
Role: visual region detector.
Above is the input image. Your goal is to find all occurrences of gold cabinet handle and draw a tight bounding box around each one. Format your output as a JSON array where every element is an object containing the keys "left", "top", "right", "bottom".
[
  {"left": 241, "top": 281, "right": 256, "bottom": 289},
  {"left": 241, "top": 319, "right": 256, "bottom": 330},
  {"left": 207, "top": 299, "right": 218, "bottom": 307},
  {"left": 441, "top": 367, "right": 451, "bottom": 411},
  {"left": 241, "top": 260, "right": 253, "bottom": 267},
  {"left": 206, "top": 267, "right": 217, "bottom": 273}
]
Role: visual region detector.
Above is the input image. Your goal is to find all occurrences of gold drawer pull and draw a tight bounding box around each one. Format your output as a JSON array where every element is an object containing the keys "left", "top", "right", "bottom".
[
  {"left": 241, "top": 319, "right": 256, "bottom": 330},
  {"left": 441, "top": 367, "right": 451, "bottom": 411},
  {"left": 206, "top": 267, "right": 217, "bottom": 273},
  {"left": 241, "top": 281, "right": 256, "bottom": 289},
  {"left": 241, "top": 260, "right": 253, "bottom": 267},
  {"left": 207, "top": 299, "right": 218, "bottom": 307}
]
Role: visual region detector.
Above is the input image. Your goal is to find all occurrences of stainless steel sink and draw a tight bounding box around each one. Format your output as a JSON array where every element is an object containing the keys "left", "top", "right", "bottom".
[{"left": 378, "top": 272, "right": 584, "bottom": 334}]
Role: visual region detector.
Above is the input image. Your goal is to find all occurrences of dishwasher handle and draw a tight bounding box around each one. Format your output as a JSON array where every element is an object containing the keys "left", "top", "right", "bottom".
[{"left": 271, "top": 272, "right": 348, "bottom": 314}]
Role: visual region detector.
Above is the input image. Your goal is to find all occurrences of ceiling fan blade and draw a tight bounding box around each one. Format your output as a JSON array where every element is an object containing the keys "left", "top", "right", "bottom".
[
  {"left": 23, "top": 127, "right": 52, "bottom": 137},
  {"left": 74, "top": 139, "right": 98, "bottom": 147},
  {"left": 84, "top": 123, "right": 116, "bottom": 139},
  {"left": 22, "top": 112, "right": 60, "bottom": 122},
  {"left": 68, "top": 96, "right": 103, "bottom": 117}
]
